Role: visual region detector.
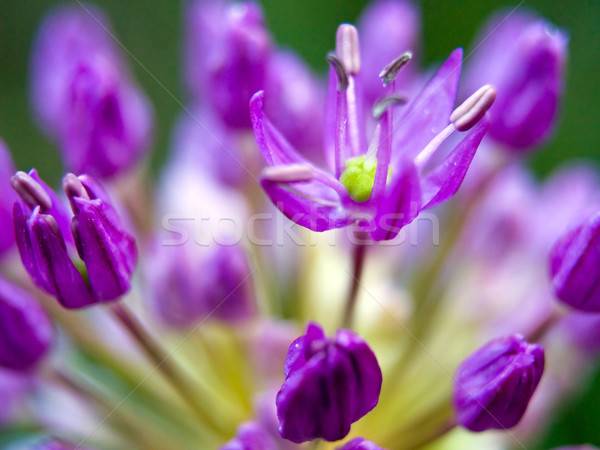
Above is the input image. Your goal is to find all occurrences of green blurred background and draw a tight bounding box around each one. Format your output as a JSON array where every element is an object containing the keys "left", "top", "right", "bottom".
[{"left": 0, "top": 0, "right": 599, "bottom": 447}]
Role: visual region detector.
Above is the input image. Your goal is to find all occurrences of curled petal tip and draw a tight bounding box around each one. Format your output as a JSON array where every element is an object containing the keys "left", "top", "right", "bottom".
[
  {"left": 327, "top": 53, "right": 349, "bottom": 91},
  {"left": 262, "top": 164, "right": 314, "bottom": 183},
  {"left": 450, "top": 84, "right": 496, "bottom": 132},
  {"left": 11, "top": 171, "right": 52, "bottom": 212},
  {"left": 336, "top": 24, "right": 361, "bottom": 75}
]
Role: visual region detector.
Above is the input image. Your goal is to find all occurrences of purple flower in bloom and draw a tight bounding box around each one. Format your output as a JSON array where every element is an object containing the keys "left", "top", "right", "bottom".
[
  {"left": 185, "top": 0, "right": 270, "bottom": 129},
  {"left": 550, "top": 212, "right": 600, "bottom": 312},
  {"left": 251, "top": 24, "right": 494, "bottom": 240},
  {"left": 276, "top": 322, "right": 382, "bottom": 443},
  {"left": 464, "top": 11, "right": 567, "bottom": 151},
  {"left": 0, "top": 277, "right": 53, "bottom": 371},
  {"left": 30, "top": 5, "right": 154, "bottom": 178},
  {"left": 338, "top": 437, "right": 384, "bottom": 450},
  {"left": 453, "top": 334, "right": 544, "bottom": 432},
  {"left": 12, "top": 170, "right": 137, "bottom": 308}
]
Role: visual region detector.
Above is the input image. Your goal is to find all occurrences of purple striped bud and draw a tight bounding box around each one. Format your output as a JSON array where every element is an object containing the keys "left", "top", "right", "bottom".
[
  {"left": 12, "top": 170, "right": 136, "bottom": 308},
  {"left": 453, "top": 335, "right": 544, "bottom": 432},
  {"left": 550, "top": 212, "right": 600, "bottom": 312},
  {"left": 30, "top": 6, "right": 153, "bottom": 178},
  {"left": 337, "top": 437, "right": 384, "bottom": 450},
  {"left": 185, "top": 0, "right": 270, "bottom": 128},
  {"left": 464, "top": 11, "right": 567, "bottom": 151},
  {"left": 0, "top": 277, "right": 53, "bottom": 371},
  {"left": 276, "top": 322, "right": 382, "bottom": 443}
]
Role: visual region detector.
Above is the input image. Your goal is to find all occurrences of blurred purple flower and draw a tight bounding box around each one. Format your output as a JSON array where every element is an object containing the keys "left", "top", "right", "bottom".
[
  {"left": 252, "top": 24, "right": 493, "bottom": 240},
  {"left": 30, "top": 5, "right": 153, "bottom": 178},
  {"left": 12, "top": 170, "right": 136, "bottom": 308},
  {"left": 148, "top": 239, "right": 254, "bottom": 327},
  {"left": 0, "top": 277, "right": 53, "bottom": 372},
  {"left": 550, "top": 212, "right": 600, "bottom": 312},
  {"left": 276, "top": 322, "right": 382, "bottom": 443},
  {"left": 220, "top": 421, "right": 278, "bottom": 450},
  {"left": 453, "top": 334, "right": 544, "bottom": 432},
  {"left": 185, "top": 0, "right": 270, "bottom": 129},
  {"left": 464, "top": 11, "right": 567, "bottom": 151}
]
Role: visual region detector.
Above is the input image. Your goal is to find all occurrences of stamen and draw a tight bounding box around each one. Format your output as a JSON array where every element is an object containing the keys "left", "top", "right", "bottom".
[
  {"left": 335, "top": 24, "right": 360, "bottom": 75},
  {"left": 262, "top": 164, "right": 315, "bottom": 183},
  {"left": 327, "top": 53, "right": 348, "bottom": 91},
  {"left": 372, "top": 94, "right": 408, "bottom": 120},
  {"left": 63, "top": 173, "right": 90, "bottom": 213},
  {"left": 450, "top": 84, "right": 497, "bottom": 132},
  {"left": 380, "top": 52, "right": 412, "bottom": 86},
  {"left": 11, "top": 171, "right": 52, "bottom": 212}
]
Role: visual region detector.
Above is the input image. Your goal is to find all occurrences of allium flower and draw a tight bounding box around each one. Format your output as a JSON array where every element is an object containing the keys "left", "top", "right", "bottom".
[
  {"left": 30, "top": 5, "right": 153, "bottom": 178},
  {"left": 550, "top": 212, "right": 600, "bottom": 312},
  {"left": 453, "top": 334, "right": 544, "bottom": 432},
  {"left": 252, "top": 24, "right": 494, "bottom": 240},
  {"left": 276, "top": 322, "right": 382, "bottom": 443},
  {"left": 464, "top": 11, "right": 567, "bottom": 151},
  {"left": 12, "top": 170, "right": 136, "bottom": 308},
  {"left": 0, "top": 277, "right": 53, "bottom": 371},
  {"left": 220, "top": 421, "right": 278, "bottom": 450}
]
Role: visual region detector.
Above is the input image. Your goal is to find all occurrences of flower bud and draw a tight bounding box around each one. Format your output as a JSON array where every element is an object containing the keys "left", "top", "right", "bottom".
[
  {"left": 12, "top": 170, "right": 136, "bottom": 308},
  {"left": 337, "top": 437, "right": 384, "bottom": 450},
  {"left": 148, "top": 238, "right": 254, "bottom": 327},
  {"left": 185, "top": 0, "right": 270, "bottom": 128},
  {"left": 464, "top": 12, "right": 567, "bottom": 151},
  {"left": 453, "top": 334, "right": 544, "bottom": 432},
  {"left": 0, "top": 277, "right": 53, "bottom": 371},
  {"left": 30, "top": 6, "right": 153, "bottom": 178},
  {"left": 550, "top": 212, "right": 600, "bottom": 312},
  {"left": 276, "top": 322, "right": 382, "bottom": 443}
]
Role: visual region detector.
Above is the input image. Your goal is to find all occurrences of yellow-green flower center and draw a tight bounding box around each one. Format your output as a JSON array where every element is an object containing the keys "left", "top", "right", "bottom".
[{"left": 340, "top": 156, "right": 387, "bottom": 203}]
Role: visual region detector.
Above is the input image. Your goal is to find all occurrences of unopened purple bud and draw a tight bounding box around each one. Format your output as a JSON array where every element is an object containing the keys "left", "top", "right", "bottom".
[
  {"left": 276, "top": 322, "right": 382, "bottom": 443},
  {"left": 464, "top": 12, "right": 567, "bottom": 150},
  {"left": 12, "top": 170, "right": 135, "bottom": 308},
  {"left": 450, "top": 85, "right": 496, "bottom": 132},
  {"left": 221, "top": 422, "right": 278, "bottom": 450},
  {"left": 148, "top": 240, "right": 254, "bottom": 327},
  {"left": 185, "top": 0, "right": 270, "bottom": 128},
  {"left": 337, "top": 437, "right": 384, "bottom": 450},
  {"left": 0, "top": 277, "right": 53, "bottom": 371},
  {"left": 550, "top": 213, "right": 600, "bottom": 312},
  {"left": 453, "top": 334, "right": 544, "bottom": 432},
  {"left": 65, "top": 173, "right": 137, "bottom": 301},
  {"left": 30, "top": 6, "right": 153, "bottom": 178}
]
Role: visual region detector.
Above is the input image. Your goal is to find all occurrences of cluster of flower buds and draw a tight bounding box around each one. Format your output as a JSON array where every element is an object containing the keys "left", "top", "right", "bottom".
[
  {"left": 30, "top": 6, "right": 153, "bottom": 178},
  {"left": 11, "top": 170, "right": 137, "bottom": 308}
]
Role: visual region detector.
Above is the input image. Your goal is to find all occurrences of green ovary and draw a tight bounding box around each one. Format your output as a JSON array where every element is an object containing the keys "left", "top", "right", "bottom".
[{"left": 340, "top": 155, "right": 389, "bottom": 203}]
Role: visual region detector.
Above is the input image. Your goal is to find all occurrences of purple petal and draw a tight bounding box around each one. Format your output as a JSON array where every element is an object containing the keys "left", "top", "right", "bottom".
[
  {"left": 392, "top": 48, "right": 463, "bottom": 163},
  {"left": 370, "top": 159, "right": 421, "bottom": 241},
  {"left": 337, "top": 437, "right": 384, "bottom": 450},
  {"left": 420, "top": 118, "right": 489, "bottom": 209},
  {"left": 72, "top": 197, "right": 137, "bottom": 301}
]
